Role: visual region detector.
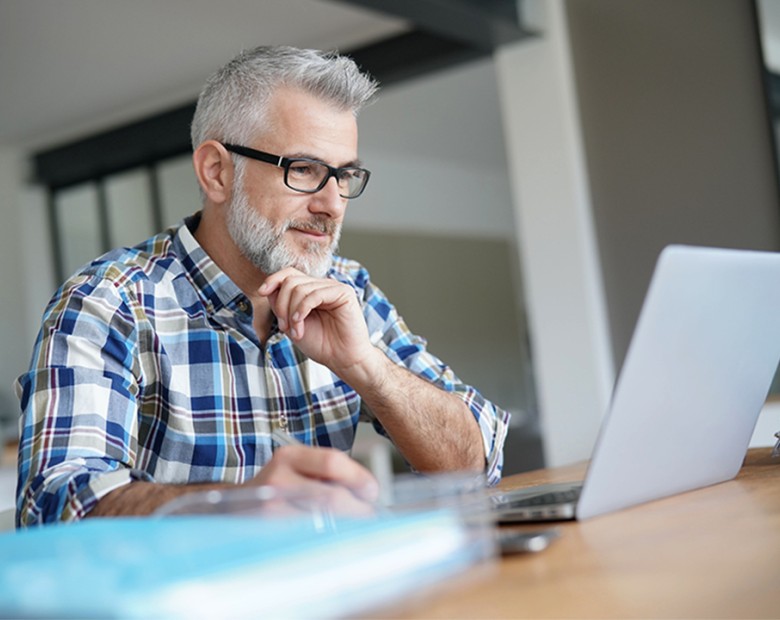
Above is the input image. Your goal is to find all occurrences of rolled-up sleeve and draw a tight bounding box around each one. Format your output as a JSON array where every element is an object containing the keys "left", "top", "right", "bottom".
[{"left": 15, "top": 272, "right": 148, "bottom": 526}]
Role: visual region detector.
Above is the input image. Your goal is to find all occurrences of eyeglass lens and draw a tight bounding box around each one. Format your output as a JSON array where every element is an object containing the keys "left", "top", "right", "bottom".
[{"left": 286, "top": 160, "right": 368, "bottom": 198}]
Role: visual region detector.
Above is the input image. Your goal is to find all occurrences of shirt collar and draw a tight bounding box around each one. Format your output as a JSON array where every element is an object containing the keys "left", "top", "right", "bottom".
[{"left": 172, "top": 212, "right": 247, "bottom": 314}]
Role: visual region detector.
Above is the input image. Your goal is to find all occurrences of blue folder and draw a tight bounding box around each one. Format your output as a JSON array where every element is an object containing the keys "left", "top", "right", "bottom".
[{"left": 0, "top": 510, "right": 485, "bottom": 618}]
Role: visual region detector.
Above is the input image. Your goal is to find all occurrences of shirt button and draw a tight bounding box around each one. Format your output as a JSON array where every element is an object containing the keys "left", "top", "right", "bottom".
[{"left": 237, "top": 300, "right": 249, "bottom": 313}]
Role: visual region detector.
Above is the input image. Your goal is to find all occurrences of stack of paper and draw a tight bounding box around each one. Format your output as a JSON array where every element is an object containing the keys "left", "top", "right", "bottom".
[{"left": 0, "top": 509, "right": 490, "bottom": 618}]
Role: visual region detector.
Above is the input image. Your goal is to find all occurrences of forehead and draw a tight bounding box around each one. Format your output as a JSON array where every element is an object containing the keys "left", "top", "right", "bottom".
[{"left": 260, "top": 86, "right": 358, "bottom": 160}]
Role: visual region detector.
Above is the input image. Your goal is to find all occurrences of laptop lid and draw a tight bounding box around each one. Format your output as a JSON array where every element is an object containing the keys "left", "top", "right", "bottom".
[{"left": 576, "top": 245, "right": 780, "bottom": 519}]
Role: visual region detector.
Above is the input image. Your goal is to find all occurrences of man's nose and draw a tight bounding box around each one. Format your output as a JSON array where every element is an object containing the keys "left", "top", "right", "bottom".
[{"left": 309, "top": 176, "right": 347, "bottom": 217}]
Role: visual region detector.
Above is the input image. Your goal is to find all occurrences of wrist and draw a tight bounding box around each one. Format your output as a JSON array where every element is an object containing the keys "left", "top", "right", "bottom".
[{"left": 337, "top": 345, "right": 390, "bottom": 394}]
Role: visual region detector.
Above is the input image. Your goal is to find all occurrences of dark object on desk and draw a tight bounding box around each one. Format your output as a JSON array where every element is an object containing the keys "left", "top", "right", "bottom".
[
  {"left": 772, "top": 432, "right": 780, "bottom": 458},
  {"left": 493, "top": 483, "right": 581, "bottom": 522},
  {"left": 495, "top": 245, "right": 780, "bottom": 522},
  {"left": 497, "top": 528, "right": 560, "bottom": 554}
]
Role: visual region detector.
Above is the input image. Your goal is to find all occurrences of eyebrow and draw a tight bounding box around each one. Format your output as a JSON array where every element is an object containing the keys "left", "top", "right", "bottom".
[{"left": 286, "top": 152, "right": 364, "bottom": 169}]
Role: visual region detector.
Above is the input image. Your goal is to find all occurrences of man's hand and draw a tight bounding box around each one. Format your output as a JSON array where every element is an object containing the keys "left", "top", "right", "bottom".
[
  {"left": 245, "top": 444, "right": 380, "bottom": 518},
  {"left": 247, "top": 443, "right": 379, "bottom": 501},
  {"left": 258, "top": 268, "right": 381, "bottom": 383}
]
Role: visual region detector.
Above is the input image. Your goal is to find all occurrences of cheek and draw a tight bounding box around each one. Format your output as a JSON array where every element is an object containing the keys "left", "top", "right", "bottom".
[
  {"left": 240, "top": 172, "right": 313, "bottom": 223},
  {"left": 241, "top": 186, "right": 283, "bottom": 221}
]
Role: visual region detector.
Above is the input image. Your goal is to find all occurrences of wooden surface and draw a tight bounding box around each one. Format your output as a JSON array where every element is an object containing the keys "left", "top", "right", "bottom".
[{"left": 384, "top": 448, "right": 780, "bottom": 619}]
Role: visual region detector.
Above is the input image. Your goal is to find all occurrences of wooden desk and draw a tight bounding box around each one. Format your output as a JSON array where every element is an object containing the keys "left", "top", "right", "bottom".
[{"left": 389, "top": 448, "right": 780, "bottom": 619}]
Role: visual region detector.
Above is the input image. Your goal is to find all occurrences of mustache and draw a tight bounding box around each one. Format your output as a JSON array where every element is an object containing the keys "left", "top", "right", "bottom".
[{"left": 283, "top": 217, "right": 340, "bottom": 236}]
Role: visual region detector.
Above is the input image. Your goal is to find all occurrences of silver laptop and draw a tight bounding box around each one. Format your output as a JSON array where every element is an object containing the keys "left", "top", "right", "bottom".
[{"left": 494, "top": 245, "right": 780, "bottom": 522}]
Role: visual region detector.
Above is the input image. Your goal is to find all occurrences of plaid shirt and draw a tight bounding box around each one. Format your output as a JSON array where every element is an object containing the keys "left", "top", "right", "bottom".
[{"left": 15, "top": 214, "right": 510, "bottom": 526}]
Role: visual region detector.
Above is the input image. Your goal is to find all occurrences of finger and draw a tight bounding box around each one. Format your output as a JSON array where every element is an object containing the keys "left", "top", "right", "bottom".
[
  {"left": 279, "top": 277, "right": 325, "bottom": 337},
  {"left": 258, "top": 266, "right": 303, "bottom": 291},
  {"left": 261, "top": 271, "right": 309, "bottom": 332},
  {"left": 257, "top": 268, "right": 290, "bottom": 297},
  {"left": 271, "top": 445, "right": 380, "bottom": 502},
  {"left": 288, "top": 281, "right": 355, "bottom": 340},
  {"left": 285, "top": 280, "right": 342, "bottom": 340},
  {"left": 258, "top": 267, "right": 306, "bottom": 309},
  {"left": 268, "top": 276, "right": 342, "bottom": 340}
]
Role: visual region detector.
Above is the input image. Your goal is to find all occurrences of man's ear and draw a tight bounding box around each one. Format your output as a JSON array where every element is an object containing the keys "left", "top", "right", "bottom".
[{"left": 193, "top": 140, "right": 233, "bottom": 204}]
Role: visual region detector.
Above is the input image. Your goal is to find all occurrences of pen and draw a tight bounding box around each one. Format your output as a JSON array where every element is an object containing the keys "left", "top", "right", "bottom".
[
  {"left": 271, "top": 428, "right": 392, "bottom": 504},
  {"left": 271, "top": 428, "right": 303, "bottom": 447}
]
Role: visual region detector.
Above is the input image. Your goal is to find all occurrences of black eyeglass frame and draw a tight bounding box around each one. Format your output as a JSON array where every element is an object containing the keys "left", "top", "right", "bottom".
[{"left": 221, "top": 142, "right": 371, "bottom": 199}]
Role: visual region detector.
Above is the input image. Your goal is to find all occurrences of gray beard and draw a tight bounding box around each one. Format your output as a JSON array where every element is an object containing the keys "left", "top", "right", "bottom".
[{"left": 226, "top": 180, "right": 341, "bottom": 278}]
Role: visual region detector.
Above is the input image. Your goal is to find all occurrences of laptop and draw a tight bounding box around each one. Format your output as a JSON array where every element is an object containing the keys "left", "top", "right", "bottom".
[{"left": 494, "top": 245, "right": 780, "bottom": 522}]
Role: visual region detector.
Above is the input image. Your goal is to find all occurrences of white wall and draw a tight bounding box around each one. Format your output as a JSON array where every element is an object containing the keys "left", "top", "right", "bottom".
[
  {"left": 0, "top": 149, "right": 40, "bottom": 438},
  {"left": 495, "top": 0, "right": 615, "bottom": 467},
  {"left": 354, "top": 58, "right": 516, "bottom": 240}
]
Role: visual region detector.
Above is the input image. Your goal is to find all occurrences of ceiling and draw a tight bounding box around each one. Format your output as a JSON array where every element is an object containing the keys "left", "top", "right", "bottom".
[
  {"left": 0, "top": 0, "right": 528, "bottom": 153},
  {"left": 0, "top": 0, "right": 408, "bottom": 149},
  {"left": 2, "top": 1, "right": 778, "bottom": 153}
]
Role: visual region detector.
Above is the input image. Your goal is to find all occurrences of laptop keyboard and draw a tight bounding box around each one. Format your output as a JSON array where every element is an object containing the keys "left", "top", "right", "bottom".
[{"left": 502, "top": 487, "right": 582, "bottom": 508}]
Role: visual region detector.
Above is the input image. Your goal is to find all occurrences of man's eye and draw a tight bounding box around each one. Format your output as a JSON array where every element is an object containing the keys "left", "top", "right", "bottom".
[{"left": 289, "top": 163, "right": 316, "bottom": 177}]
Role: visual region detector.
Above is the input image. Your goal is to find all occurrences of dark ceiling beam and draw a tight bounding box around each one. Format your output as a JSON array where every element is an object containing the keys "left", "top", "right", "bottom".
[
  {"left": 333, "top": 0, "right": 532, "bottom": 50},
  {"left": 346, "top": 30, "right": 487, "bottom": 85},
  {"left": 33, "top": 103, "right": 196, "bottom": 190}
]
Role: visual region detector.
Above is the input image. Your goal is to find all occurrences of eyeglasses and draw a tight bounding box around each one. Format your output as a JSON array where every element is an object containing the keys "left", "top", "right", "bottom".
[{"left": 222, "top": 143, "right": 371, "bottom": 199}]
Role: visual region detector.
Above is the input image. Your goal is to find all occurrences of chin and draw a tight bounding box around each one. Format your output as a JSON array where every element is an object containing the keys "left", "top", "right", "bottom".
[
  {"left": 294, "top": 242, "right": 334, "bottom": 277},
  {"left": 300, "top": 259, "right": 332, "bottom": 279}
]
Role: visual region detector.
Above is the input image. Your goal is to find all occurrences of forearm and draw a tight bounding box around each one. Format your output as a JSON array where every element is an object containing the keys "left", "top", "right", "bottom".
[
  {"left": 87, "top": 445, "right": 379, "bottom": 518},
  {"left": 351, "top": 350, "right": 486, "bottom": 474},
  {"left": 87, "top": 480, "right": 235, "bottom": 518}
]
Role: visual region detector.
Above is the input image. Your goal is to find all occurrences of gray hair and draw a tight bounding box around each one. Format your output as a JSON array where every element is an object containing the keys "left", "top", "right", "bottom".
[{"left": 190, "top": 46, "right": 379, "bottom": 150}]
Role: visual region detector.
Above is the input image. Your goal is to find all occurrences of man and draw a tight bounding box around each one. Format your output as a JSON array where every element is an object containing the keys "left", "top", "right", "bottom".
[{"left": 15, "top": 46, "right": 510, "bottom": 526}]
